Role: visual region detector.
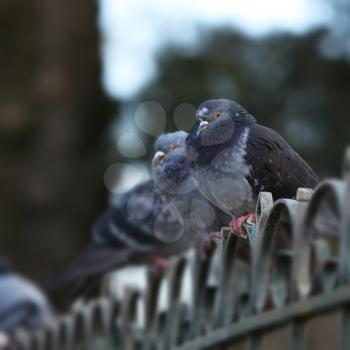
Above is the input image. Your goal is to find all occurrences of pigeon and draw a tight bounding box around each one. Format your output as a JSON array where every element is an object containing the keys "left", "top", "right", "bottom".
[
  {"left": 186, "top": 99, "right": 319, "bottom": 238},
  {"left": 0, "top": 257, "right": 51, "bottom": 333},
  {"left": 152, "top": 131, "right": 229, "bottom": 249},
  {"left": 53, "top": 179, "right": 189, "bottom": 295}
]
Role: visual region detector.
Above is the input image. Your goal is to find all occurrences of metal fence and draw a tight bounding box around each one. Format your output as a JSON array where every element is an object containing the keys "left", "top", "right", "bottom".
[{"left": 10, "top": 147, "right": 350, "bottom": 350}]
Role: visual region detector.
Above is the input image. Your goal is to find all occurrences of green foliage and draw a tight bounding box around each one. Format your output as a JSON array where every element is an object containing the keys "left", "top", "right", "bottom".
[{"left": 137, "top": 28, "right": 350, "bottom": 177}]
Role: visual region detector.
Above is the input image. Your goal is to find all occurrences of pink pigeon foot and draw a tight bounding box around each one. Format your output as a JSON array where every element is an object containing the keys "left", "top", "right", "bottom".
[
  {"left": 200, "top": 231, "right": 223, "bottom": 257},
  {"left": 152, "top": 256, "right": 170, "bottom": 270},
  {"left": 229, "top": 213, "right": 256, "bottom": 239}
]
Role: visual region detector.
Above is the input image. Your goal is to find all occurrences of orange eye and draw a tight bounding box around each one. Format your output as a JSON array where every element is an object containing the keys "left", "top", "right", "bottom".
[
  {"left": 215, "top": 111, "right": 222, "bottom": 119},
  {"left": 170, "top": 144, "right": 177, "bottom": 150}
]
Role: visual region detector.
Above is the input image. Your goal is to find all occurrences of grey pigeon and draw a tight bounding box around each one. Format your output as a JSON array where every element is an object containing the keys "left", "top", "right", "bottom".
[
  {"left": 54, "top": 133, "right": 217, "bottom": 293},
  {"left": 53, "top": 179, "right": 188, "bottom": 295},
  {"left": 186, "top": 99, "right": 319, "bottom": 237},
  {"left": 152, "top": 131, "right": 229, "bottom": 247},
  {"left": 0, "top": 257, "right": 51, "bottom": 333}
]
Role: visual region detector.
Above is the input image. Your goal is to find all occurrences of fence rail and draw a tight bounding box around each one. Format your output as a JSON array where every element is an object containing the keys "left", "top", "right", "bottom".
[{"left": 10, "top": 147, "right": 350, "bottom": 350}]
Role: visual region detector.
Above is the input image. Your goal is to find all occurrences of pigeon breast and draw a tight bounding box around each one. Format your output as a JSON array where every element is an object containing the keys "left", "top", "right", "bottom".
[{"left": 189, "top": 126, "right": 256, "bottom": 217}]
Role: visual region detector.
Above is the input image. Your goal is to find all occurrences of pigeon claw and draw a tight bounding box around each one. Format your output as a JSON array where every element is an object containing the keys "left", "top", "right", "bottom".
[
  {"left": 200, "top": 231, "right": 223, "bottom": 258},
  {"left": 205, "top": 231, "right": 223, "bottom": 251},
  {"left": 229, "top": 213, "right": 256, "bottom": 239},
  {"left": 152, "top": 256, "right": 170, "bottom": 270}
]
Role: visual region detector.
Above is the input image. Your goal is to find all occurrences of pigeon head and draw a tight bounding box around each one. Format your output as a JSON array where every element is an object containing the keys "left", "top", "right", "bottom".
[
  {"left": 196, "top": 99, "right": 256, "bottom": 128},
  {"left": 188, "top": 99, "right": 256, "bottom": 148},
  {"left": 152, "top": 131, "right": 195, "bottom": 195},
  {"left": 153, "top": 131, "right": 188, "bottom": 162},
  {"left": 153, "top": 131, "right": 188, "bottom": 170}
]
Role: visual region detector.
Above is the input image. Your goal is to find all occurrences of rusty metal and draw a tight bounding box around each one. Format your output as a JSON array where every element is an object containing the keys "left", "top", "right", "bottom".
[{"left": 9, "top": 146, "right": 350, "bottom": 350}]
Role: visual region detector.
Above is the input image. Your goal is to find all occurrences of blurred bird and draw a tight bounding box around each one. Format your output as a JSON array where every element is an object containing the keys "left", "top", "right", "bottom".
[
  {"left": 186, "top": 98, "right": 319, "bottom": 238},
  {"left": 54, "top": 134, "right": 208, "bottom": 294},
  {"left": 0, "top": 257, "right": 51, "bottom": 333},
  {"left": 53, "top": 179, "right": 188, "bottom": 295},
  {"left": 152, "top": 131, "right": 229, "bottom": 249}
]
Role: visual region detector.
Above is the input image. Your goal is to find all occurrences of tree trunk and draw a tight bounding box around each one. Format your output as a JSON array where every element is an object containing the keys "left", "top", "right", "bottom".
[{"left": 0, "top": 0, "right": 114, "bottom": 301}]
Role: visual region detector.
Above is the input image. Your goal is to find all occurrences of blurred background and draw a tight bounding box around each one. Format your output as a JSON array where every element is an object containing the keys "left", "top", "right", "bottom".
[{"left": 0, "top": 0, "right": 349, "bottom": 307}]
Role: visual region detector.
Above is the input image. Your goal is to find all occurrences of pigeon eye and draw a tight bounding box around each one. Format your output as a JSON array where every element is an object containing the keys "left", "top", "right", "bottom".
[
  {"left": 170, "top": 144, "right": 177, "bottom": 151},
  {"left": 215, "top": 111, "right": 222, "bottom": 119}
]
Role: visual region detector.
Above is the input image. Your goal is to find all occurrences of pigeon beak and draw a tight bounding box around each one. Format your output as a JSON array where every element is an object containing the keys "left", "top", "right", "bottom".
[
  {"left": 197, "top": 120, "right": 209, "bottom": 135},
  {"left": 153, "top": 150, "right": 165, "bottom": 164}
]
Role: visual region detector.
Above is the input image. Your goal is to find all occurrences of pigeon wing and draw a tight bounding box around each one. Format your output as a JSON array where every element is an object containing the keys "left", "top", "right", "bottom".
[
  {"left": 93, "top": 180, "right": 167, "bottom": 247},
  {"left": 245, "top": 124, "right": 319, "bottom": 200}
]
